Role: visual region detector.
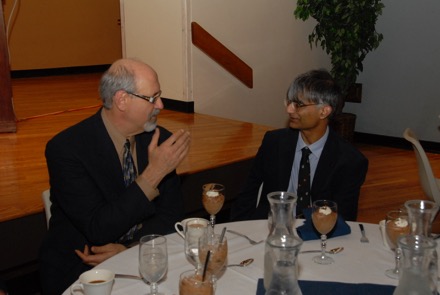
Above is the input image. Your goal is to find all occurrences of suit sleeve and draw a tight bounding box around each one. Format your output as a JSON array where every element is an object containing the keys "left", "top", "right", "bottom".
[
  {"left": 334, "top": 152, "right": 368, "bottom": 221},
  {"left": 313, "top": 141, "right": 369, "bottom": 222},
  {"left": 230, "top": 133, "right": 268, "bottom": 221}
]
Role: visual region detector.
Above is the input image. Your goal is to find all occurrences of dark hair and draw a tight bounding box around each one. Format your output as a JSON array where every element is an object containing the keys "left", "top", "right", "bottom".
[{"left": 286, "top": 69, "right": 342, "bottom": 117}]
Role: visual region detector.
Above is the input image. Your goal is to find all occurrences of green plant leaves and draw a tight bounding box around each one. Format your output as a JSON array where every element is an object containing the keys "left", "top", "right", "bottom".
[{"left": 294, "top": 0, "right": 385, "bottom": 95}]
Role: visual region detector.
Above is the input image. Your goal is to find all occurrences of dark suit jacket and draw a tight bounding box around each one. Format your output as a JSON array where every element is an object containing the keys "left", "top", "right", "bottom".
[
  {"left": 39, "top": 109, "right": 184, "bottom": 295},
  {"left": 230, "top": 128, "right": 368, "bottom": 222}
]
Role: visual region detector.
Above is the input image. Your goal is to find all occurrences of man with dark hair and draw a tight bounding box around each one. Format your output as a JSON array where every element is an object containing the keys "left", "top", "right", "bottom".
[{"left": 231, "top": 69, "right": 368, "bottom": 222}]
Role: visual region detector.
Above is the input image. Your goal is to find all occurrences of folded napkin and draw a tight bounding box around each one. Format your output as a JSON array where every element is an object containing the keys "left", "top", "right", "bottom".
[
  {"left": 256, "top": 279, "right": 395, "bottom": 295},
  {"left": 296, "top": 208, "right": 351, "bottom": 241}
]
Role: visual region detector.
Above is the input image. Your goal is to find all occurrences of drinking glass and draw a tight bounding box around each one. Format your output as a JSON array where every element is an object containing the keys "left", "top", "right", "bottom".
[
  {"left": 139, "top": 235, "right": 168, "bottom": 295},
  {"left": 179, "top": 269, "right": 214, "bottom": 295},
  {"left": 311, "top": 200, "right": 338, "bottom": 264},
  {"left": 202, "top": 183, "right": 225, "bottom": 229},
  {"left": 198, "top": 232, "right": 228, "bottom": 286},
  {"left": 184, "top": 220, "right": 208, "bottom": 271},
  {"left": 384, "top": 210, "right": 410, "bottom": 279}
]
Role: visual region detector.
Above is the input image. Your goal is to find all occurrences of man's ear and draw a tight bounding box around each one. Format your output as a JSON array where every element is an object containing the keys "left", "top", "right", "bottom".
[
  {"left": 320, "top": 105, "right": 333, "bottom": 119},
  {"left": 114, "top": 90, "right": 128, "bottom": 111}
]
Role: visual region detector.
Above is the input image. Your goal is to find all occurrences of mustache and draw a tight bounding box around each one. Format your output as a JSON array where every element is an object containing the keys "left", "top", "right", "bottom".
[{"left": 151, "top": 109, "right": 160, "bottom": 117}]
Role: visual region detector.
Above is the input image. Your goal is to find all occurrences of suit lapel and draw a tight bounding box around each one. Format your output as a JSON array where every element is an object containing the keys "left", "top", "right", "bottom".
[
  {"left": 135, "top": 132, "right": 152, "bottom": 172},
  {"left": 312, "top": 129, "right": 338, "bottom": 191},
  {"left": 278, "top": 129, "right": 299, "bottom": 190},
  {"left": 86, "top": 111, "right": 126, "bottom": 192}
]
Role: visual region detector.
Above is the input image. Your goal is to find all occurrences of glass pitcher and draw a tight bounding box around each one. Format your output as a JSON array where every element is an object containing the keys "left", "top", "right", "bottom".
[
  {"left": 264, "top": 191, "right": 299, "bottom": 290},
  {"left": 404, "top": 199, "right": 439, "bottom": 289},
  {"left": 393, "top": 235, "right": 437, "bottom": 295},
  {"left": 265, "top": 234, "right": 303, "bottom": 295},
  {"left": 404, "top": 200, "right": 439, "bottom": 237}
]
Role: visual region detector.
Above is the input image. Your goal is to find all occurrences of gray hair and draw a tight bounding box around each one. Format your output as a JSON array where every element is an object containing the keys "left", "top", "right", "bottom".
[
  {"left": 99, "top": 62, "right": 137, "bottom": 109},
  {"left": 286, "top": 69, "right": 342, "bottom": 117}
]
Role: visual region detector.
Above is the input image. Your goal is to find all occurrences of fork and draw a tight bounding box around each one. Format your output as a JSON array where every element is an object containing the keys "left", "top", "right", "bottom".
[
  {"left": 359, "top": 224, "right": 369, "bottom": 243},
  {"left": 227, "top": 229, "right": 264, "bottom": 245}
]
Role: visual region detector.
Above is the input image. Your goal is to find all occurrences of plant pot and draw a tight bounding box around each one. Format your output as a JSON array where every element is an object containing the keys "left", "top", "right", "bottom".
[
  {"left": 330, "top": 113, "right": 356, "bottom": 143},
  {"left": 345, "top": 83, "right": 362, "bottom": 103}
]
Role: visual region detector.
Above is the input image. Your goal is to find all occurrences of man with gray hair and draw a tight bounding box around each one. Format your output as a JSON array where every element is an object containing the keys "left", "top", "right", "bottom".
[
  {"left": 231, "top": 69, "right": 368, "bottom": 222},
  {"left": 40, "top": 59, "right": 191, "bottom": 295}
]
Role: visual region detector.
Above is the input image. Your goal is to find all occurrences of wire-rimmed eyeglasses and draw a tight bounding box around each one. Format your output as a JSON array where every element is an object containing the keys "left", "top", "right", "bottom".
[
  {"left": 284, "top": 99, "right": 322, "bottom": 109},
  {"left": 126, "top": 90, "right": 162, "bottom": 104}
]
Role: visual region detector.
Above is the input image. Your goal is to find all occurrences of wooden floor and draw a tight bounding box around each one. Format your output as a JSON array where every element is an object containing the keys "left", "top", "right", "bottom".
[{"left": 2, "top": 73, "right": 440, "bottom": 227}]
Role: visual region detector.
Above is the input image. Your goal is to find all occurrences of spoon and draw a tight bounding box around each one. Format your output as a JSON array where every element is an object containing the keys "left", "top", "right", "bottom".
[
  {"left": 114, "top": 274, "right": 153, "bottom": 285},
  {"left": 115, "top": 273, "right": 143, "bottom": 280},
  {"left": 227, "top": 258, "right": 254, "bottom": 267},
  {"left": 300, "top": 247, "right": 344, "bottom": 254}
]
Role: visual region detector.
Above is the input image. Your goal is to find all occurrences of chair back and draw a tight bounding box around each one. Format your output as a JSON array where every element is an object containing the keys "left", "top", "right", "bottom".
[
  {"left": 42, "top": 189, "right": 52, "bottom": 228},
  {"left": 403, "top": 128, "right": 440, "bottom": 204}
]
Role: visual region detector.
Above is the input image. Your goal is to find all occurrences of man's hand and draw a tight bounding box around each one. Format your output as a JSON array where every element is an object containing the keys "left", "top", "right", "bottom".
[
  {"left": 75, "top": 243, "right": 127, "bottom": 266},
  {"left": 141, "top": 128, "right": 191, "bottom": 188}
]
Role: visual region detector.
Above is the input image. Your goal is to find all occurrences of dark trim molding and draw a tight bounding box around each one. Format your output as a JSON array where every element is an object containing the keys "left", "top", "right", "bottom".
[
  {"left": 355, "top": 132, "right": 440, "bottom": 154},
  {"left": 162, "top": 98, "right": 194, "bottom": 113},
  {"left": 11, "top": 65, "right": 110, "bottom": 78}
]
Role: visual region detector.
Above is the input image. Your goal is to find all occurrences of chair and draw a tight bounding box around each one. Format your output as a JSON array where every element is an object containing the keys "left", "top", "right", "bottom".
[
  {"left": 403, "top": 128, "right": 440, "bottom": 204},
  {"left": 41, "top": 189, "right": 52, "bottom": 228}
]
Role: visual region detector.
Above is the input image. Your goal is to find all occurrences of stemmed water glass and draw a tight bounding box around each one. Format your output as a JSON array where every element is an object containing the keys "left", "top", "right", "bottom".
[
  {"left": 202, "top": 183, "right": 225, "bottom": 230},
  {"left": 198, "top": 232, "right": 228, "bottom": 286},
  {"left": 311, "top": 200, "right": 338, "bottom": 265},
  {"left": 139, "top": 235, "right": 168, "bottom": 295},
  {"left": 384, "top": 209, "right": 410, "bottom": 279}
]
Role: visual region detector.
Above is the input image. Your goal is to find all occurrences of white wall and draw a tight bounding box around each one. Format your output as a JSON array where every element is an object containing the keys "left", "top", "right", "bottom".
[
  {"left": 120, "top": 0, "right": 187, "bottom": 102},
  {"left": 121, "top": 0, "right": 439, "bottom": 142},
  {"left": 344, "top": 0, "right": 440, "bottom": 142},
  {"left": 121, "top": 0, "right": 330, "bottom": 129},
  {"left": 189, "top": 0, "right": 330, "bottom": 128}
]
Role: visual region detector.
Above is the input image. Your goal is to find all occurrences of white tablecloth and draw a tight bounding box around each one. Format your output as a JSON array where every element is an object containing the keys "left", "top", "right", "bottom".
[{"left": 63, "top": 220, "right": 417, "bottom": 295}]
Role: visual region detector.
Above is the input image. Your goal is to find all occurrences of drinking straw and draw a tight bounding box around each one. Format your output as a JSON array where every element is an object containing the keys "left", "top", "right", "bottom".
[
  {"left": 202, "top": 250, "right": 211, "bottom": 282},
  {"left": 219, "top": 227, "right": 227, "bottom": 243}
]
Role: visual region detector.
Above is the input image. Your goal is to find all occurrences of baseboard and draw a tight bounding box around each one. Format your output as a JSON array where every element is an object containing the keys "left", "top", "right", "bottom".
[
  {"left": 162, "top": 98, "right": 194, "bottom": 113},
  {"left": 11, "top": 67, "right": 195, "bottom": 114},
  {"left": 354, "top": 132, "right": 440, "bottom": 154},
  {"left": 11, "top": 65, "right": 110, "bottom": 78}
]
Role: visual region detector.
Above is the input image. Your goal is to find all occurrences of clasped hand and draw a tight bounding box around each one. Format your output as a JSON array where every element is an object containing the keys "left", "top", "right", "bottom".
[{"left": 75, "top": 243, "right": 127, "bottom": 266}]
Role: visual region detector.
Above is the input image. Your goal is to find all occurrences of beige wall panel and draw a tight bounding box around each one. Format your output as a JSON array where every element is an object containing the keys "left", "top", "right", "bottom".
[
  {"left": 4, "top": 0, "right": 122, "bottom": 70},
  {"left": 120, "top": 0, "right": 186, "bottom": 103}
]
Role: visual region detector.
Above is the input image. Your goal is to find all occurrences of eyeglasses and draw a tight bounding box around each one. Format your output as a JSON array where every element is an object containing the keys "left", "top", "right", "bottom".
[
  {"left": 126, "top": 90, "right": 162, "bottom": 104},
  {"left": 285, "top": 99, "right": 322, "bottom": 109}
]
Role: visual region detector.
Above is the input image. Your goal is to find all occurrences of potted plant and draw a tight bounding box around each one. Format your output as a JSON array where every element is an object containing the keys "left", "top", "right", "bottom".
[{"left": 294, "top": 0, "right": 384, "bottom": 142}]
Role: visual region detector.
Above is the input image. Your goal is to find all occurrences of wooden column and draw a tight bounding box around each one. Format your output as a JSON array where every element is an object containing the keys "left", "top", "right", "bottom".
[{"left": 0, "top": 2, "right": 16, "bottom": 133}]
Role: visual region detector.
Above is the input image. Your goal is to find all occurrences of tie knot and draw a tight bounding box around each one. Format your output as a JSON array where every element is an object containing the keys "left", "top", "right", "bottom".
[
  {"left": 302, "top": 147, "right": 311, "bottom": 157},
  {"left": 124, "top": 139, "right": 131, "bottom": 150}
]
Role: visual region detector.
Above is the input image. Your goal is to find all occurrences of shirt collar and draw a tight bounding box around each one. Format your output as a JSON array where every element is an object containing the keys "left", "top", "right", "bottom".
[
  {"left": 101, "top": 109, "right": 135, "bottom": 157},
  {"left": 296, "top": 127, "right": 329, "bottom": 157}
]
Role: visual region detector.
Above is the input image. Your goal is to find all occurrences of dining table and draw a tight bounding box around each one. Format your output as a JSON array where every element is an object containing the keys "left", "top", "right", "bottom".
[{"left": 62, "top": 219, "right": 437, "bottom": 295}]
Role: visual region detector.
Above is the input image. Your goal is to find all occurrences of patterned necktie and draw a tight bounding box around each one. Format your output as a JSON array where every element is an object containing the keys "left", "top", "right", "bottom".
[
  {"left": 296, "top": 147, "right": 312, "bottom": 216},
  {"left": 119, "top": 139, "right": 140, "bottom": 243},
  {"left": 123, "top": 139, "right": 137, "bottom": 187}
]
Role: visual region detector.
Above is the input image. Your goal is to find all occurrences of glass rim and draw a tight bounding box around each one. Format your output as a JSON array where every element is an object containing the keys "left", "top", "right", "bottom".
[
  {"left": 267, "top": 191, "right": 297, "bottom": 202},
  {"left": 397, "top": 234, "right": 437, "bottom": 250},
  {"left": 404, "top": 199, "right": 439, "bottom": 210},
  {"left": 139, "top": 234, "right": 167, "bottom": 244}
]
